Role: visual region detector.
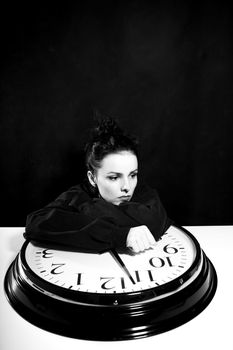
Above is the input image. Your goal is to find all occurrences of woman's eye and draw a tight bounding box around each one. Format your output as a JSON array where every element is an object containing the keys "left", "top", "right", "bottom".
[
  {"left": 131, "top": 173, "right": 138, "bottom": 178},
  {"left": 108, "top": 176, "right": 118, "bottom": 181}
]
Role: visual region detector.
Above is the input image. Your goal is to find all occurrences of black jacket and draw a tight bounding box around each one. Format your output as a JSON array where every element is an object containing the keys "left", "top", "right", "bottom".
[{"left": 24, "top": 180, "right": 172, "bottom": 253}]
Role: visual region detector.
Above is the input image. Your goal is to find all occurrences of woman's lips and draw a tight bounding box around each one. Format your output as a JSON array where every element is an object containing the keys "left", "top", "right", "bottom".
[{"left": 119, "top": 195, "right": 131, "bottom": 200}]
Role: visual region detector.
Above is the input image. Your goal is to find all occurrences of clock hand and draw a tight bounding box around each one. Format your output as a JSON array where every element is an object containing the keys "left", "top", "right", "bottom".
[{"left": 110, "top": 250, "right": 136, "bottom": 285}]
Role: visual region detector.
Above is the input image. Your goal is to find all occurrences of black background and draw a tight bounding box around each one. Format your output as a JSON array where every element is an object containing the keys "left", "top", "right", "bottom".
[{"left": 1, "top": 1, "right": 233, "bottom": 226}]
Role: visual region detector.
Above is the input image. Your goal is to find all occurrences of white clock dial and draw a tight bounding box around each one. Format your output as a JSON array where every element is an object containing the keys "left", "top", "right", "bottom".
[
  {"left": 5, "top": 224, "right": 217, "bottom": 340},
  {"left": 25, "top": 226, "right": 197, "bottom": 294}
]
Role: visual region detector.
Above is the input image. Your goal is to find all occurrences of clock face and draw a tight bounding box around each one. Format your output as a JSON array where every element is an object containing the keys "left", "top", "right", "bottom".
[
  {"left": 5, "top": 224, "right": 217, "bottom": 341},
  {"left": 23, "top": 226, "right": 197, "bottom": 295}
]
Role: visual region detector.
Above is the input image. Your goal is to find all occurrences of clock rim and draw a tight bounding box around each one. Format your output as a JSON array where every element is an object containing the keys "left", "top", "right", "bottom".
[
  {"left": 4, "top": 249, "right": 218, "bottom": 341},
  {"left": 4, "top": 225, "right": 218, "bottom": 341}
]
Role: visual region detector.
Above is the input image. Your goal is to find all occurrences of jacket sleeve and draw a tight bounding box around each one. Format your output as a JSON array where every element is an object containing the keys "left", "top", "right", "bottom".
[
  {"left": 24, "top": 198, "right": 135, "bottom": 253},
  {"left": 24, "top": 184, "right": 172, "bottom": 253},
  {"left": 121, "top": 185, "right": 172, "bottom": 241}
]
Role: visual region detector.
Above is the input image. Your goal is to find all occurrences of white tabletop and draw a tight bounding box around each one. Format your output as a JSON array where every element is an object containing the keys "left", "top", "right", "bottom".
[{"left": 0, "top": 226, "right": 232, "bottom": 350}]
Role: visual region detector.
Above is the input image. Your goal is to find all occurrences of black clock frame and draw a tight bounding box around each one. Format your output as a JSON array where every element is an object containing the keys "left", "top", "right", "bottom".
[{"left": 4, "top": 225, "right": 217, "bottom": 341}]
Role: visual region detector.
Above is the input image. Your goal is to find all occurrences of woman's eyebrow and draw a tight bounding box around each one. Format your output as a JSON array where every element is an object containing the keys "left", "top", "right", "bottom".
[
  {"left": 107, "top": 169, "right": 138, "bottom": 175},
  {"left": 107, "top": 172, "right": 122, "bottom": 175}
]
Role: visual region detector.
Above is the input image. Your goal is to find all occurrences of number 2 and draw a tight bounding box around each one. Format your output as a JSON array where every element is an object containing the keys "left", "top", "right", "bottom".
[{"left": 50, "top": 263, "right": 65, "bottom": 274}]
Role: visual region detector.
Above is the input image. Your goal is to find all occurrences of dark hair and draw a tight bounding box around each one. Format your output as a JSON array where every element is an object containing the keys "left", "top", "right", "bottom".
[{"left": 85, "top": 116, "right": 138, "bottom": 172}]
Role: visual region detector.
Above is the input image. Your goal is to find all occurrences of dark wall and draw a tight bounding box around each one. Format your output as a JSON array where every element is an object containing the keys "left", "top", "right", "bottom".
[{"left": 1, "top": 1, "right": 233, "bottom": 226}]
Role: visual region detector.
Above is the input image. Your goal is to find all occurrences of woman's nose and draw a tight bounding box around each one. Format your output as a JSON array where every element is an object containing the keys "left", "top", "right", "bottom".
[{"left": 121, "top": 178, "right": 130, "bottom": 192}]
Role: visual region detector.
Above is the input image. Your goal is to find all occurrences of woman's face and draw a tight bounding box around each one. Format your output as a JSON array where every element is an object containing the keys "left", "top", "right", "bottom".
[{"left": 89, "top": 151, "right": 138, "bottom": 205}]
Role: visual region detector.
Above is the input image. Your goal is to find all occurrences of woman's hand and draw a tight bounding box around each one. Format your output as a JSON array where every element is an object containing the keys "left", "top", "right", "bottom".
[{"left": 126, "top": 225, "right": 157, "bottom": 253}]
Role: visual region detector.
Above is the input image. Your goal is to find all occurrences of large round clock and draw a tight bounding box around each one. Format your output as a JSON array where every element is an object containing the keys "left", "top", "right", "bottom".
[{"left": 4, "top": 225, "right": 217, "bottom": 341}]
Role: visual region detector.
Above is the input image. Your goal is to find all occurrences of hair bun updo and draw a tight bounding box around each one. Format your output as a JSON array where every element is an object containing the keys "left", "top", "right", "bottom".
[
  {"left": 93, "top": 117, "right": 122, "bottom": 139},
  {"left": 85, "top": 115, "right": 138, "bottom": 172}
]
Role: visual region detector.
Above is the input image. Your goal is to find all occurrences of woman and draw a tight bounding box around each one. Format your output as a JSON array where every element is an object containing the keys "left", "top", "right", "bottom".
[{"left": 24, "top": 117, "right": 171, "bottom": 254}]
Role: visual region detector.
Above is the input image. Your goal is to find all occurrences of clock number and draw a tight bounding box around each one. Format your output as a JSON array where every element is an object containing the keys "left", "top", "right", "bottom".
[
  {"left": 100, "top": 277, "right": 115, "bottom": 290},
  {"left": 42, "top": 249, "right": 53, "bottom": 258},
  {"left": 166, "top": 257, "right": 174, "bottom": 267},
  {"left": 163, "top": 244, "right": 178, "bottom": 254},
  {"left": 148, "top": 270, "right": 155, "bottom": 282},
  {"left": 50, "top": 263, "right": 65, "bottom": 275},
  {"left": 149, "top": 257, "right": 174, "bottom": 268},
  {"left": 120, "top": 277, "right": 126, "bottom": 289},
  {"left": 76, "top": 273, "right": 83, "bottom": 285},
  {"left": 134, "top": 270, "right": 141, "bottom": 283}
]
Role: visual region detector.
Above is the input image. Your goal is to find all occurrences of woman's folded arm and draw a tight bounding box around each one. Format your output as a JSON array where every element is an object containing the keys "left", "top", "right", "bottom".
[{"left": 24, "top": 205, "right": 130, "bottom": 253}]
